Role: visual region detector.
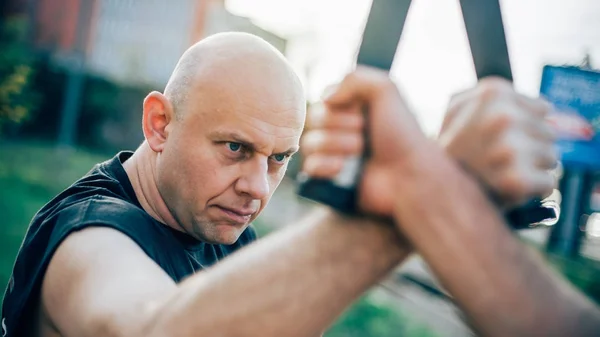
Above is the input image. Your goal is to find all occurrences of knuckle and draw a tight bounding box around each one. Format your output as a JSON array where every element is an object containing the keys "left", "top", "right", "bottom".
[
  {"left": 320, "top": 83, "right": 341, "bottom": 102},
  {"left": 548, "top": 150, "right": 559, "bottom": 167},
  {"left": 448, "top": 93, "right": 461, "bottom": 107},
  {"left": 343, "top": 71, "right": 358, "bottom": 84},
  {"left": 494, "top": 144, "right": 516, "bottom": 166},
  {"left": 500, "top": 171, "right": 528, "bottom": 198},
  {"left": 306, "top": 104, "right": 325, "bottom": 129},
  {"left": 478, "top": 77, "right": 512, "bottom": 100},
  {"left": 542, "top": 144, "right": 558, "bottom": 163},
  {"left": 443, "top": 102, "right": 463, "bottom": 127},
  {"left": 347, "top": 134, "right": 365, "bottom": 154},
  {"left": 301, "top": 156, "right": 318, "bottom": 174},
  {"left": 374, "top": 76, "right": 397, "bottom": 95},
  {"left": 486, "top": 112, "right": 514, "bottom": 133},
  {"left": 346, "top": 66, "right": 395, "bottom": 99},
  {"left": 536, "top": 98, "right": 553, "bottom": 117},
  {"left": 300, "top": 131, "right": 324, "bottom": 150},
  {"left": 356, "top": 66, "right": 388, "bottom": 83},
  {"left": 533, "top": 175, "right": 554, "bottom": 199},
  {"left": 541, "top": 122, "right": 557, "bottom": 142},
  {"left": 302, "top": 155, "right": 343, "bottom": 177},
  {"left": 540, "top": 185, "right": 555, "bottom": 199},
  {"left": 351, "top": 113, "right": 366, "bottom": 130}
]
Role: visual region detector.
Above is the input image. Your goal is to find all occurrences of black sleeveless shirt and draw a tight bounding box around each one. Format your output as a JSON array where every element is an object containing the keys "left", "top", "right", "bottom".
[{"left": 1, "top": 151, "right": 257, "bottom": 337}]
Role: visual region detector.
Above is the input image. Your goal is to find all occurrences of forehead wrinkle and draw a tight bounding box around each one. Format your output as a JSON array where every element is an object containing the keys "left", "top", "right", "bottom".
[
  {"left": 238, "top": 112, "right": 304, "bottom": 138},
  {"left": 233, "top": 119, "right": 301, "bottom": 157}
]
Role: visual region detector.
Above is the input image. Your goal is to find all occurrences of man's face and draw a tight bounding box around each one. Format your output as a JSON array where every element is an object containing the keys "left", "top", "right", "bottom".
[{"left": 156, "top": 72, "right": 305, "bottom": 245}]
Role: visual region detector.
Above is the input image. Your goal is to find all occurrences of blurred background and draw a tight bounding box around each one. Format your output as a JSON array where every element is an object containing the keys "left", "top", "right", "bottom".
[{"left": 1, "top": 0, "right": 600, "bottom": 336}]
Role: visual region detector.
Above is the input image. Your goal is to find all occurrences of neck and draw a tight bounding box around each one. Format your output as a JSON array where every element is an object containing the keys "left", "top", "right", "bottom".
[{"left": 123, "top": 142, "right": 183, "bottom": 233}]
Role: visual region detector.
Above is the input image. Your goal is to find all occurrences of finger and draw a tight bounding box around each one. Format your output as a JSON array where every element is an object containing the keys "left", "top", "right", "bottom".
[
  {"left": 302, "top": 154, "right": 346, "bottom": 178},
  {"left": 533, "top": 142, "right": 558, "bottom": 170},
  {"left": 446, "top": 86, "right": 477, "bottom": 117},
  {"left": 323, "top": 66, "right": 397, "bottom": 106},
  {"left": 484, "top": 144, "right": 515, "bottom": 169},
  {"left": 308, "top": 103, "right": 364, "bottom": 130},
  {"left": 448, "top": 75, "right": 513, "bottom": 114},
  {"left": 301, "top": 130, "right": 364, "bottom": 156},
  {"left": 478, "top": 76, "right": 514, "bottom": 96},
  {"left": 485, "top": 126, "right": 554, "bottom": 167},
  {"left": 516, "top": 95, "right": 552, "bottom": 119},
  {"left": 522, "top": 116, "right": 556, "bottom": 143},
  {"left": 523, "top": 171, "right": 556, "bottom": 201},
  {"left": 482, "top": 126, "right": 533, "bottom": 169},
  {"left": 305, "top": 103, "right": 325, "bottom": 130},
  {"left": 443, "top": 80, "right": 512, "bottom": 133},
  {"left": 442, "top": 90, "right": 475, "bottom": 132},
  {"left": 446, "top": 76, "right": 512, "bottom": 118},
  {"left": 480, "top": 99, "right": 555, "bottom": 144},
  {"left": 480, "top": 110, "right": 516, "bottom": 140},
  {"left": 320, "top": 84, "right": 340, "bottom": 101},
  {"left": 496, "top": 168, "right": 556, "bottom": 204}
]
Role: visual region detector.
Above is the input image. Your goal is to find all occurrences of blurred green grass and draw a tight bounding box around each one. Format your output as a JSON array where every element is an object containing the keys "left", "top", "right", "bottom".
[{"left": 0, "top": 141, "right": 111, "bottom": 303}]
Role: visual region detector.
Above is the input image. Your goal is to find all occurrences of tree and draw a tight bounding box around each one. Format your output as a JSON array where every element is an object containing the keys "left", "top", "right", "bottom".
[{"left": 0, "top": 16, "right": 40, "bottom": 135}]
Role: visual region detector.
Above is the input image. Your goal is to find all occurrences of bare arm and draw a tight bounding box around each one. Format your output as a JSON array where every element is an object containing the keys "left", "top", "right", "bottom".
[
  {"left": 42, "top": 209, "right": 410, "bottom": 337},
  {"left": 301, "top": 68, "right": 600, "bottom": 336},
  {"left": 392, "top": 146, "right": 600, "bottom": 337}
]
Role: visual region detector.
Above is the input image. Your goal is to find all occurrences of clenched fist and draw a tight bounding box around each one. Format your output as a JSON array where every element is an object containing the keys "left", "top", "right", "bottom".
[
  {"left": 301, "top": 70, "right": 557, "bottom": 218},
  {"left": 438, "top": 77, "right": 557, "bottom": 208},
  {"left": 301, "top": 66, "right": 432, "bottom": 216}
]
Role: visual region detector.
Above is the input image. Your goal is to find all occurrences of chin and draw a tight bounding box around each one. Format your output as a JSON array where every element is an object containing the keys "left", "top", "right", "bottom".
[
  {"left": 211, "top": 231, "right": 242, "bottom": 245},
  {"left": 202, "top": 225, "right": 245, "bottom": 245}
]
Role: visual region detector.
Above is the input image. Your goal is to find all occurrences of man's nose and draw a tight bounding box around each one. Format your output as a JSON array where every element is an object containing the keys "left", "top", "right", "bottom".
[{"left": 235, "top": 157, "right": 270, "bottom": 200}]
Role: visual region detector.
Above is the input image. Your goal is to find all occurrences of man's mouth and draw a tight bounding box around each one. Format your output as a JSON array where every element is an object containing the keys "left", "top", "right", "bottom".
[{"left": 214, "top": 205, "right": 255, "bottom": 224}]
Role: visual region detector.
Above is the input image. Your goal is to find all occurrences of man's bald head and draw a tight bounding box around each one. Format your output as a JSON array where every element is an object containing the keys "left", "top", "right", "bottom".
[
  {"left": 142, "top": 32, "right": 306, "bottom": 245},
  {"left": 164, "top": 32, "right": 304, "bottom": 120}
]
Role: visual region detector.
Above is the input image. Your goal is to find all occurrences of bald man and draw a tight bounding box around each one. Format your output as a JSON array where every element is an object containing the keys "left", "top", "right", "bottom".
[{"left": 0, "top": 32, "right": 570, "bottom": 337}]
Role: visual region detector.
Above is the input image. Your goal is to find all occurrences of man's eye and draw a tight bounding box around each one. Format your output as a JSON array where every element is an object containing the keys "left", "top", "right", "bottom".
[
  {"left": 227, "top": 142, "right": 242, "bottom": 152},
  {"left": 272, "top": 154, "right": 287, "bottom": 163}
]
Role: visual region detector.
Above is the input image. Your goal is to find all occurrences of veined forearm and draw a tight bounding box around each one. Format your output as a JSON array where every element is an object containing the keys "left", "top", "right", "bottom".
[
  {"left": 146, "top": 209, "right": 411, "bottom": 337},
  {"left": 392, "top": 147, "right": 600, "bottom": 337}
]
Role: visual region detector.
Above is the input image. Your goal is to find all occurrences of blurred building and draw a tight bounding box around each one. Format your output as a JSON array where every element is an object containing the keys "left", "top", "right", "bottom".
[
  {"left": 7, "top": 0, "right": 287, "bottom": 87},
  {"left": 1, "top": 0, "right": 288, "bottom": 151}
]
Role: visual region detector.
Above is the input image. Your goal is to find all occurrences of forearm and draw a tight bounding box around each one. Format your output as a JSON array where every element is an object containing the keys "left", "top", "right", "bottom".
[
  {"left": 393, "top": 145, "right": 600, "bottom": 337},
  {"left": 147, "top": 209, "right": 411, "bottom": 337}
]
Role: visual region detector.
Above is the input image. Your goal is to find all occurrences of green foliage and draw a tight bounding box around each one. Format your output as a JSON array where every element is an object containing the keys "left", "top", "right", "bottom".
[
  {"left": 0, "top": 17, "right": 40, "bottom": 134},
  {"left": 326, "top": 292, "right": 438, "bottom": 337}
]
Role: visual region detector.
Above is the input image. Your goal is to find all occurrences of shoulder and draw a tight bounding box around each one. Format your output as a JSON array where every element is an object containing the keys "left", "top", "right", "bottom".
[
  {"left": 57, "top": 195, "right": 151, "bottom": 226},
  {"left": 40, "top": 226, "right": 176, "bottom": 337},
  {"left": 48, "top": 195, "right": 173, "bottom": 264},
  {"left": 39, "top": 151, "right": 137, "bottom": 216},
  {"left": 45, "top": 195, "right": 155, "bottom": 245},
  {"left": 1, "top": 197, "right": 165, "bottom": 337}
]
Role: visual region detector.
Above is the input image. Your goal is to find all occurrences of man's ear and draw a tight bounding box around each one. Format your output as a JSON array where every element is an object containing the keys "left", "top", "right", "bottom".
[{"left": 142, "top": 91, "right": 175, "bottom": 153}]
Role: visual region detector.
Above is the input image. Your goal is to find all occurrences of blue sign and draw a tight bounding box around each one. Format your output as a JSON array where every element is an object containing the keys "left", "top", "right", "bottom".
[{"left": 540, "top": 65, "right": 600, "bottom": 169}]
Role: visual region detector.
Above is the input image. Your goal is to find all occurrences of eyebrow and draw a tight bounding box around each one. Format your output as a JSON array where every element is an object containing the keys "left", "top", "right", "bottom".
[
  {"left": 209, "top": 130, "right": 299, "bottom": 156},
  {"left": 279, "top": 146, "right": 299, "bottom": 156}
]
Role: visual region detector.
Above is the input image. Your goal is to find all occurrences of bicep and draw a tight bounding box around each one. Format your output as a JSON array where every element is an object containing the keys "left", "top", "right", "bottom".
[{"left": 41, "top": 227, "right": 178, "bottom": 337}]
